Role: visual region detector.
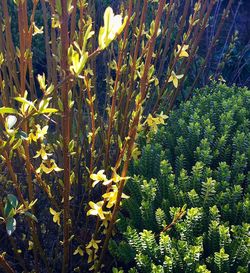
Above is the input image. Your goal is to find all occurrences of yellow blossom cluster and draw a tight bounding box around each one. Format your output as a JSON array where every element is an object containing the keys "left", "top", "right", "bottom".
[
  {"left": 28, "top": 124, "right": 63, "bottom": 175},
  {"left": 85, "top": 169, "right": 130, "bottom": 270},
  {"left": 169, "top": 44, "right": 189, "bottom": 88},
  {"left": 86, "top": 238, "right": 101, "bottom": 265},
  {"left": 49, "top": 208, "right": 61, "bottom": 226},
  {"left": 28, "top": 125, "right": 48, "bottom": 142},
  {"left": 87, "top": 170, "right": 129, "bottom": 219},
  {"left": 145, "top": 112, "right": 168, "bottom": 133},
  {"left": 36, "top": 159, "right": 63, "bottom": 174}
]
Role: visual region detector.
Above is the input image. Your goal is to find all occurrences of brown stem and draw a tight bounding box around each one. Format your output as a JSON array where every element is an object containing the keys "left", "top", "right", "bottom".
[
  {"left": 153, "top": 0, "right": 214, "bottom": 114},
  {"left": 156, "top": 207, "right": 186, "bottom": 238},
  {"left": 9, "top": 237, "right": 28, "bottom": 273},
  {"left": 153, "top": 0, "right": 196, "bottom": 113},
  {"left": 0, "top": 254, "right": 15, "bottom": 273},
  {"left": 41, "top": 0, "right": 53, "bottom": 83},
  {"left": 70, "top": 0, "right": 78, "bottom": 43},
  {"left": 120, "top": 0, "right": 148, "bottom": 139},
  {"left": 1, "top": 0, "right": 20, "bottom": 91},
  {"left": 166, "top": 0, "right": 216, "bottom": 110},
  {"left": 60, "top": 1, "right": 71, "bottom": 272},
  {"left": 84, "top": 76, "right": 96, "bottom": 178},
  {"left": 155, "top": 0, "right": 173, "bottom": 66},
  {"left": 17, "top": 2, "right": 41, "bottom": 271},
  {"left": 186, "top": 0, "right": 234, "bottom": 99},
  {"left": 104, "top": 2, "right": 133, "bottom": 168}
]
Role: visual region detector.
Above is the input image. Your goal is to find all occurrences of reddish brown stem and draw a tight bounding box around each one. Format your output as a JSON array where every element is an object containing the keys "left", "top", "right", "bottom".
[
  {"left": 60, "top": 1, "right": 71, "bottom": 272},
  {"left": 186, "top": 0, "right": 234, "bottom": 99},
  {"left": 120, "top": 0, "right": 148, "bottom": 139},
  {"left": 104, "top": 2, "right": 133, "bottom": 168},
  {"left": 0, "top": 255, "right": 15, "bottom": 273}
]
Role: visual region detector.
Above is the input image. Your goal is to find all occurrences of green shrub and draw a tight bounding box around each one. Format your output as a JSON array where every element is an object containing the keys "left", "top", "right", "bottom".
[{"left": 110, "top": 83, "right": 250, "bottom": 273}]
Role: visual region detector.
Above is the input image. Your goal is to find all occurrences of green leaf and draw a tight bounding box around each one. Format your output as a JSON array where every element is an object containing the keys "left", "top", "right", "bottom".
[
  {"left": 24, "top": 212, "right": 38, "bottom": 223},
  {"left": 14, "top": 97, "right": 37, "bottom": 111},
  {"left": 38, "top": 97, "right": 50, "bottom": 112},
  {"left": 3, "top": 202, "right": 14, "bottom": 218},
  {"left": 55, "top": 0, "right": 62, "bottom": 16},
  {"left": 83, "top": 24, "right": 94, "bottom": 53},
  {"left": 6, "top": 217, "right": 16, "bottom": 236},
  {"left": 7, "top": 194, "right": 18, "bottom": 209},
  {"left": 16, "top": 130, "right": 28, "bottom": 140},
  {"left": 40, "top": 108, "right": 58, "bottom": 114},
  {"left": 98, "top": 7, "right": 127, "bottom": 50},
  {"left": 46, "top": 84, "right": 54, "bottom": 95},
  {"left": 0, "top": 107, "right": 18, "bottom": 115}
]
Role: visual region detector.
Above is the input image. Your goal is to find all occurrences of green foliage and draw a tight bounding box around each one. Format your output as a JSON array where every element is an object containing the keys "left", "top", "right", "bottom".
[
  {"left": 110, "top": 84, "right": 250, "bottom": 272},
  {"left": 0, "top": 194, "right": 37, "bottom": 236}
]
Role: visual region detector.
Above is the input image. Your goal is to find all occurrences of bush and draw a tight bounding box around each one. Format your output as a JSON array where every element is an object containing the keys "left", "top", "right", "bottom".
[
  {"left": 0, "top": 0, "right": 247, "bottom": 271},
  {"left": 110, "top": 83, "right": 250, "bottom": 273}
]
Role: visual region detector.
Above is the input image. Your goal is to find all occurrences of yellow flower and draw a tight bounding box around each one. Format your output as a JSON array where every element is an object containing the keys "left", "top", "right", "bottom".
[
  {"left": 36, "top": 159, "right": 63, "bottom": 174},
  {"left": 86, "top": 238, "right": 101, "bottom": 252},
  {"left": 101, "top": 211, "right": 112, "bottom": 229},
  {"left": 112, "top": 170, "right": 130, "bottom": 184},
  {"left": 28, "top": 125, "right": 48, "bottom": 142},
  {"left": 168, "top": 71, "right": 184, "bottom": 88},
  {"left": 156, "top": 112, "right": 168, "bottom": 124},
  {"left": 33, "top": 144, "right": 52, "bottom": 160},
  {"left": 87, "top": 201, "right": 105, "bottom": 220},
  {"left": 36, "top": 125, "right": 49, "bottom": 140},
  {"left": 146, "top": 114, "right": 158, "bottom": 132},
  {"left": 175, "top": 44, "right": 189, "bottom": 58},
  {"left": 28, "top": 131, "right": 37, "bottom": 142},
  {"left": 132, "top": 146, "right": 141, "bottom": 160},
  {"left": 98, "top": 7, "right": 128, "bottom": 50},
  {"left": 218, "top": 75, "right": 226, "bottom": 83},
  {"left": 102, "top": 179, "right": 113, "bottom": 186},
  {"left": 73, "top": 246, "right": 84, "bottom": 256},
  {"left": 102, "top": 169, "right": 130, "bottom": 186},
  {"left": 102, "top": 185, "right": 129, "bottom": 209},
  {"left": 32, "top": 22, "right": 43, "bottom": 36},
  {"left": 28, "top": 240, "right": 33, "bottom": 251},
  {"left": 90, "top": 170, "right": 110, "bottom": 187},
  {"left": 51, "top": 15, "right": 60, "bottom": 29},
  {"left": 146, "top": 113, "right": 167, "bottom": 133},
  {"left": 137, "top": 121, "right": 144, "bottom": 133},
  {"left": 86, "top": 248, "right": 98, "bottom": 264},
  {"left": 49, "top": 207, "right": 61, "bottom": 226},
  {"left": 0, "top": 52, "right": 4, "bottom": 66}
]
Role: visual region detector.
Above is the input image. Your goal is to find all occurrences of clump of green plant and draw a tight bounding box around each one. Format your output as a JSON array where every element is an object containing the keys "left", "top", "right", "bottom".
[{"left": 110, "top": 84, "right": 250, "bottom": 273}]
